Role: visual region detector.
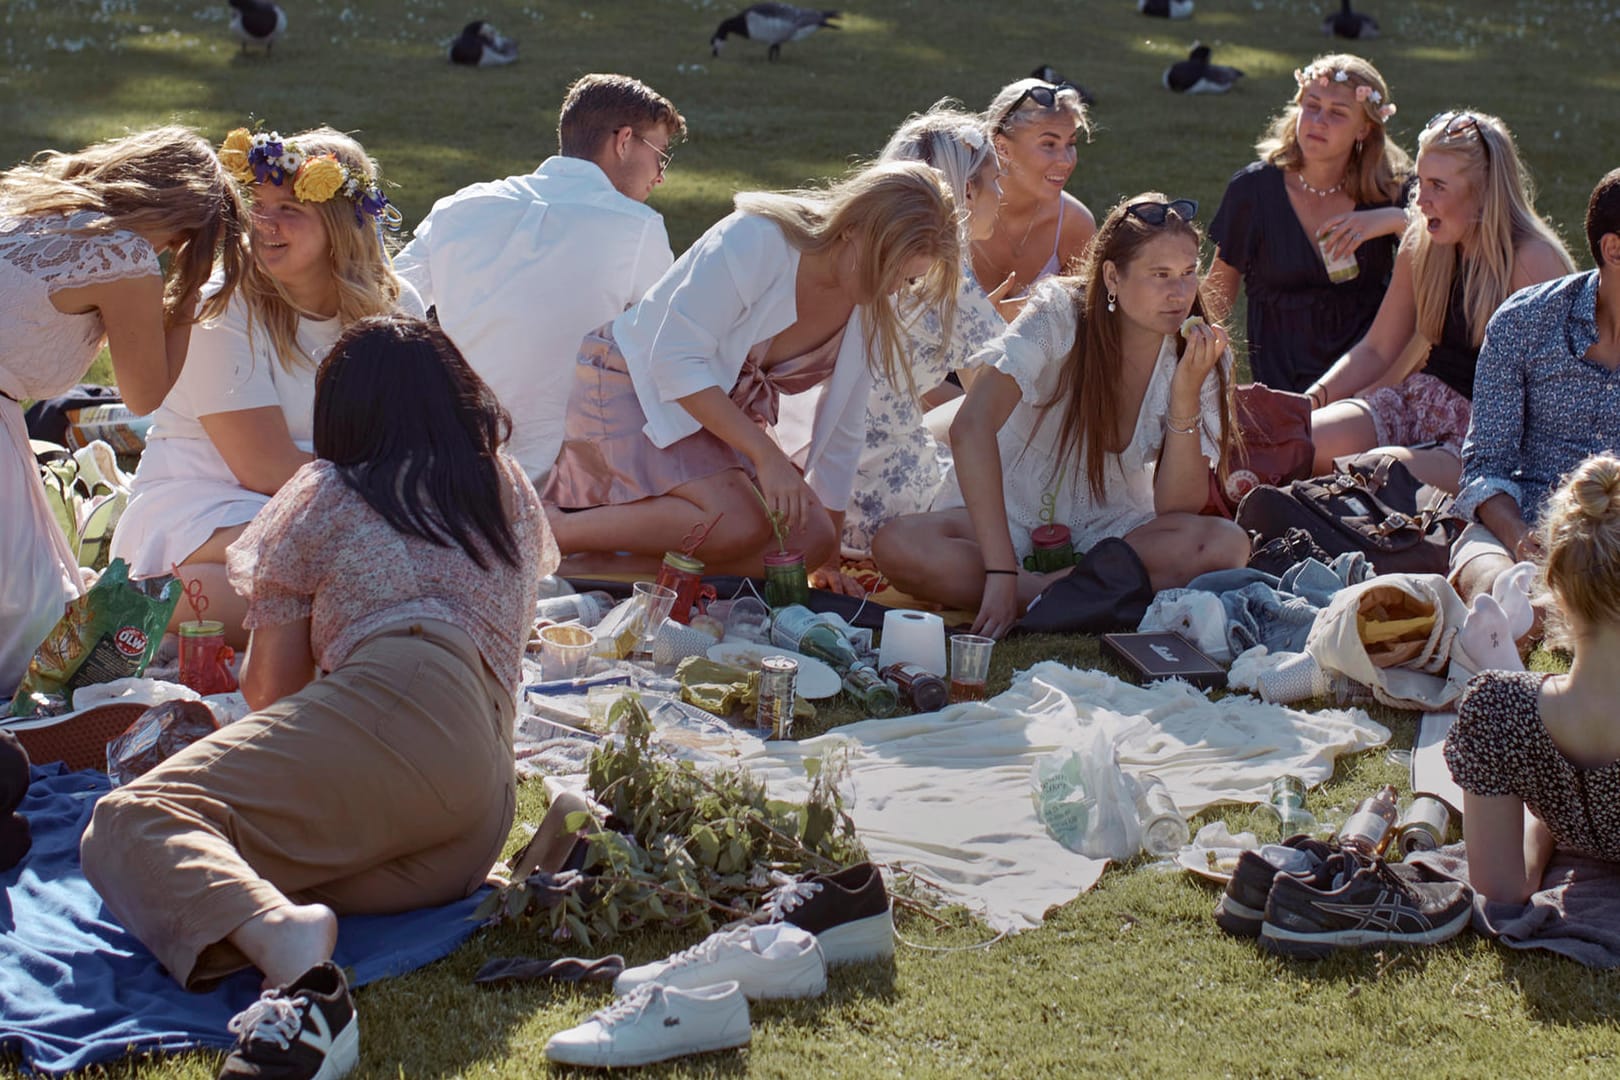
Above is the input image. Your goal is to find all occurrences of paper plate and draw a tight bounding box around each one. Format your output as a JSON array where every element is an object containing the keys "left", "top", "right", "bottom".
[
  {"left": 706, "top": 642, "right": 842, "bottom": 700},
  {"left": 1175, "top": 846, "right": 1247, "bottom": 884}
]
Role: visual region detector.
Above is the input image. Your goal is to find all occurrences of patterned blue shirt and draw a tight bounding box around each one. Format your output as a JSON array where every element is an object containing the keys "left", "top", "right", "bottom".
[{"left": 1457, "top": 270, "right": 1618, "bottom": 524}]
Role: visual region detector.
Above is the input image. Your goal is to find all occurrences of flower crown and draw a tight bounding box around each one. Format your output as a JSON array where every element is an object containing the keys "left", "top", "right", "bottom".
[
  {"left": 1293, "top": 65, "right": 1398, "bottom": 123},
  {"left": 219, "top": 128, "right": 401, "bottom": 229}
]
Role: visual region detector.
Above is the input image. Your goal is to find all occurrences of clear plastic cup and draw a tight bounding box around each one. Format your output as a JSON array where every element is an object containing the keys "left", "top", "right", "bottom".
[
  {"left": 948, "top": 634, "right": 995, "bottom": 703},
  {"left": 538, "top": 623, "right": 596, "bottom": 681},
  {"left": 1318, "top": 232, "right": 1360, "bottom": 284}
]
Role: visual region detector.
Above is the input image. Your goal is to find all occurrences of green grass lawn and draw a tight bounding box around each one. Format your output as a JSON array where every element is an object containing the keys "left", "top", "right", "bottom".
[{"left": 6, "top": 0, "right": 1620, "bottom": 1075}]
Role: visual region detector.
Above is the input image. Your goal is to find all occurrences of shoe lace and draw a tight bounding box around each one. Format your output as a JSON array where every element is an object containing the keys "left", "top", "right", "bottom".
[
  {"left": 760, "top": 877, "right": 823, "bottom": 920},
  {"left": 226, "top": 991, "right": 305, "bottom": 1051},
  {"left": 659, "top": 926, "right": 748, "bottom": 971},
  {"left": 592, "top": 983, "right": 663, "bottom": 1028}
]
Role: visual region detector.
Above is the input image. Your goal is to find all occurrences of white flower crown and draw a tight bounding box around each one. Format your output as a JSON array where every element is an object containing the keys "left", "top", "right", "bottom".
[{"left": 1293, "top": 65, "right": 1398, "bottom": 123}]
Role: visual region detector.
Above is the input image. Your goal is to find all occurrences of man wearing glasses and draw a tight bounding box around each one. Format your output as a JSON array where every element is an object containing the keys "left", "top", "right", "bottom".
[{"left": 396, "top": 74, "right": 685, "bottom": 484}]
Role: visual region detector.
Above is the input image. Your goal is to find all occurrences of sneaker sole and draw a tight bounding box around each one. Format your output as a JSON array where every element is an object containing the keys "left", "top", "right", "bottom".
[
  {"left": 312, "top": 1016, "right": 360, "bottom": 1080},
  {"left": 545, "top": 1027, "right": 751, "bottom": 1067},
  {"left": 1257, "top": 905, "right": 1472, "bottom": 960},
  {"left": 1213, "top": 895, "right": 1265, "bottom": 938},
  {"left": 815, "top": 908, "right": 895, "bottom": 967}
]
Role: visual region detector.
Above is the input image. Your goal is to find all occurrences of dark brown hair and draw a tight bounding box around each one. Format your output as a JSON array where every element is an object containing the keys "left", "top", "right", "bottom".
[
  {"left": 557, "top": 73, "right": 686, "bottom": 159},
  {"left": 1587, "top": 167, "right": 1620, "bottom": 266}
]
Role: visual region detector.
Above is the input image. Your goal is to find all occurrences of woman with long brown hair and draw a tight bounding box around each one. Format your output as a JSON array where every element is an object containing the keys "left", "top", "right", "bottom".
[
  {"left": 0, "top": 126, "right": 246, "bottom": 690},
  {"left": 874, "top": 194, "right": 1249, "bottom": 637}
]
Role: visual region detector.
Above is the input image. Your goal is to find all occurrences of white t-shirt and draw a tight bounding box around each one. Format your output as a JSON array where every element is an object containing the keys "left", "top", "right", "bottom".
[{"left": 112, "top": 280, "right": 423, "bottom": 575}]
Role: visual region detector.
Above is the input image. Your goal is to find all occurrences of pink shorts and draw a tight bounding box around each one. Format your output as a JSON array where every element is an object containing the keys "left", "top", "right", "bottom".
[{"left": 1355, "top": 373, "right": 1471, "bottom": 456}]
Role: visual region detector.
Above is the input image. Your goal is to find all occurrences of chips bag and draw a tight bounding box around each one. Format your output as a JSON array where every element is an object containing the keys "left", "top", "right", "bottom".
[
  {"left": 106, "top": 700, "right": 220, "bottom": 786},
  {"left": 8, "top": 559, "right": 181, "bottom": 716}
]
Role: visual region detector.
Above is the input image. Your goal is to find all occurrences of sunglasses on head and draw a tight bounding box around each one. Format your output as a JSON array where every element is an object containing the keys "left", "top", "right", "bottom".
[
  {"left": 999, "top": 83, "right": 1064, "bottom": 129},
  {"left": 1426, "top": 111, "right": 1482, "bottom": 138},
  {"left": 1124, "top": 198, "right": 1198, "bottom": 226}
]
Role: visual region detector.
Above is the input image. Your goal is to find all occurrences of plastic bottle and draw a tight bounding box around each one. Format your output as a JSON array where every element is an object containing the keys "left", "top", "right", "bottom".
[
  {"left": 1133, "top": 773, "right": 1190, "bottom": 856},
  {"left": 1339, "top": 784, "right": 1401, "bottom": 856},
  {"left": 536, "top": 591, "right": 616, "bottom": 628},
  {"left": 880, "top": 662, "right": 949, "bottom": 713},
  {"left": 770, "top": 605, "right": 863, "bottom": 674},
  {"left": 841, "top": 664, "right": 899, "bottom": 718}
]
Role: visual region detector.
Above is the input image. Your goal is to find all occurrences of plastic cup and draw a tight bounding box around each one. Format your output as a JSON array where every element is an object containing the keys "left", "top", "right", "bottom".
[
  {"left": 631, "top": 582, "right": 679, "bottom": 646},
  {"left": 948, "top": 633, "right": 995, "bottom": 703},
  {"left": 538, "top": 623, "right": 596, "bottom": 681}
]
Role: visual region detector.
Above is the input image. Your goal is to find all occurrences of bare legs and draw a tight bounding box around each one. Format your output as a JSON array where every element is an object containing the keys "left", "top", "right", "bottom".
[
  {"left": 549, "top": 467, "right": 838, "bottom": 577},
  {"left": 227, "top": 902, "right": 338, "bottom": 989},
  {"left": 873, "top": 509, "right": 1251, "bottom": 610},
  {"left": 169, "top": 523, "right": 252, "bottom": 649}
]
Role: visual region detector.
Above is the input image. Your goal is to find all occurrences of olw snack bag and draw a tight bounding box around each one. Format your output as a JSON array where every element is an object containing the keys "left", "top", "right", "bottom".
[{"left": 8, "top": 559, "right": 181, "bottom": 716}]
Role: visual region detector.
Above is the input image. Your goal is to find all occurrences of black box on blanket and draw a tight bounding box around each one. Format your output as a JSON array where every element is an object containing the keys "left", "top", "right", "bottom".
[{"left": 1100, "top": 631, "right": 1227, "bottom": 690}]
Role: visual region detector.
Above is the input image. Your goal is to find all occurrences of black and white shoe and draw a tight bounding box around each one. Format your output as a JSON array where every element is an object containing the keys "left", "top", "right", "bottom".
[
  {"left": 1259, "top": 855, "right": 1472, "bottom": 960},
  {"left": 218, "top": 961, "right": 359, "bottom": 1080},
  {"left": 754, "top": 862, "right": 893, "bottom": 966}
]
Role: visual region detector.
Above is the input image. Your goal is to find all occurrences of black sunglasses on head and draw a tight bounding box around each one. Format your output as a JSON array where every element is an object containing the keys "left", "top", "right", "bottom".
[
  {"left": 1124, "top": 198, "right": 1199, "bottom": 226},
  {"left": 1426, "top": 111, "right": 1481, "bottom": 137},
  {"left": 999, "top": 83, "right": 1064, "bottom": 129}
]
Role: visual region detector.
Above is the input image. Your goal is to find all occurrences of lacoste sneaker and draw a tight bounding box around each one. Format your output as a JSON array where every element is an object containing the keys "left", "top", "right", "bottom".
[
  {"left": 1259, "top": 854, "right": 1473, "bottom": 960},
  {"left": 544, "top": 980, "right": 751, "bottom": 1068},
  {"left": 217, "top": 961, "right": 358, "bottom": 1080},
  {"left": 755, "top": 861, "right": 893, "bottom": 967},
  {"left": 615, "top": 922, "right": 826, "bottom": 1000}
]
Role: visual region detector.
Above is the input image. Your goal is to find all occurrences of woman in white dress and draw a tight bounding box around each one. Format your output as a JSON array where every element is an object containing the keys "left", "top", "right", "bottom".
[
  {"left": 113, "top": 127, "right": 420, "bottom": 646},
  {"left": 0, "top": 126, "right": 246, "bottom": 691},
  {"left": 873, "top": 194, "right": 1251, "bottom": 637}
]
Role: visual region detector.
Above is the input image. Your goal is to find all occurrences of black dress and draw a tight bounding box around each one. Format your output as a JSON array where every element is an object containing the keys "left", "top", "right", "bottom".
[{"left": 1209, "top": 162, "right": 1402, "bottom": 392}]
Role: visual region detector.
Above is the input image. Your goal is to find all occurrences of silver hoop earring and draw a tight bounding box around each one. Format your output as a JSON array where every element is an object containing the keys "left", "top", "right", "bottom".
[
  {"left": 1355, "top": 138, "right": 1364, "bottom": 156},
  {"left": 1107, "top": 292, "right": 1117, "bottom": 313}
]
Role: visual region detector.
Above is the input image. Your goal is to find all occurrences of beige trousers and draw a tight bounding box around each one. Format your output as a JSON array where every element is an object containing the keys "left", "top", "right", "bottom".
[{"left": 80, "top": 619, "right": 516, "bottom": 989}]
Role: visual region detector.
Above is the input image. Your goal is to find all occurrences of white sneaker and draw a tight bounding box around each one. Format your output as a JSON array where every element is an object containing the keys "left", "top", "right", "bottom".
[
  {"left": 543, "top": 981, "right": 750, "bottom": 1068},
  {"left": 614, "top": 923, "right": 827, "bottom": 1001}
]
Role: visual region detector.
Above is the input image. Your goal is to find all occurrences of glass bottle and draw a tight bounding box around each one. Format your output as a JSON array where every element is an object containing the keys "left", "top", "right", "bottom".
[
  {"left": 880, "top": 662, "right": 948, "bottom": 713},
  {"left": 1133, "top": 773, "right": 1190, "bottom": 856},
  {"left": 1339, "top": 784, "right": 1400, "bottom": 857},
  {"left": 841, "top": 663, "right": 898, "bottom": 718},
  {"left": 770, "top": 605, "right": 863, "bottom": 674},
  {"left": 535, "top": 590, "right": 616, "bottom": 628}
]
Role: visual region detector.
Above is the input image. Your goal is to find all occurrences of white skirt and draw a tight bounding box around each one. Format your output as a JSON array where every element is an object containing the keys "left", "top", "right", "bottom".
[
  {"left": 110, "top": 435, "right": 269, "bottom": 577},
  {"left": 1, "top": 395, "right": 82, "bottom": 691}
]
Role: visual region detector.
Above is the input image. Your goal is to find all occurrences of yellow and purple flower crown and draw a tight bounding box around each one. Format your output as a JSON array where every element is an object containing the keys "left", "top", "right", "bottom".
[
  {"left": 219, "top": 127, "right": 401, "bottom": 228},
  {"left": 1293, "top": 64, "right": 1397, "bottom": 123}
]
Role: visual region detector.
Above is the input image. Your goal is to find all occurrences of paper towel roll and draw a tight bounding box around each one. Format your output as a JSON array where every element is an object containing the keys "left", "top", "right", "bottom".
[{"left": 877, "top": 609, "right": 947, "bottom": 675}]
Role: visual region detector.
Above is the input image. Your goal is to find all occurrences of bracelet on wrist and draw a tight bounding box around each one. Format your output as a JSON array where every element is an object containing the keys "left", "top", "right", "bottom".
[
  {"left": 983, "top": 568, "right": 1019, "bottom": 576},
  {"left": 1163, "top": 415, "right": 1199, "bottom": 436}
]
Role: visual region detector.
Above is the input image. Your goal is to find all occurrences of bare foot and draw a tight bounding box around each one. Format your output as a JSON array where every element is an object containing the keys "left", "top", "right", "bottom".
[{"left": 228, "top": 903, "right": 339, "bottom": 989}]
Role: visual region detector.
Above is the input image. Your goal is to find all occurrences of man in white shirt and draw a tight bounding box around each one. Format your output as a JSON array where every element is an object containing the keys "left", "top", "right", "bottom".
[{"left": 395, "top": 73, "right": 685, "bottom": 483}]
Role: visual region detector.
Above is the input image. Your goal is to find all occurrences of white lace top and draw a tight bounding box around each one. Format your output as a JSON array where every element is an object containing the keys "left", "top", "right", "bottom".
[
  {"left": 936, "top": 278, "right": 1225, "bottom": 560},
  {"left": 0, "top": 210, "right": 159, "bottom": 400}
]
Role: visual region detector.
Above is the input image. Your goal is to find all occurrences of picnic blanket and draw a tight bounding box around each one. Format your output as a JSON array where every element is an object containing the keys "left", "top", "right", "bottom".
[
  {"left": 742, "top": 661, "right": 1390, "bottom": 932},
  {"left": 1, "top": 763, "right": 487, "bottom": 1075},
  {"left": 1409, "top": 845, "right": 1620, "bottom": 968}
]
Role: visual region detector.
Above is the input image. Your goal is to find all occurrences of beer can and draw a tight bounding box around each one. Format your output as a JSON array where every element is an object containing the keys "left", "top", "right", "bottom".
[
  {"left": 1397, "top": 796, "right": 1452, "bottom": 855},
  {"left": 756, "top": 655, "right": 799, "bottom": 740}
]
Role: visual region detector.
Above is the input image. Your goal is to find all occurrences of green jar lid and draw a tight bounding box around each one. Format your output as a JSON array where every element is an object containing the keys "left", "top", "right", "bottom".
[{"left": 179, "top": 619, "right": 225, "bottom": 637}]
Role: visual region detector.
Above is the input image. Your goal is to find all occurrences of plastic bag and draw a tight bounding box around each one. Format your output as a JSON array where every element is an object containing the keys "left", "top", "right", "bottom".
[
  {"left": 1030, "top": 722, "right": 1142, "bottom": 860},
  {"left": 106, "top": 700, "right": 220, "bottom": 786},
  {"left": 8, "top": 559, "right": 181, "bottom": 716}
]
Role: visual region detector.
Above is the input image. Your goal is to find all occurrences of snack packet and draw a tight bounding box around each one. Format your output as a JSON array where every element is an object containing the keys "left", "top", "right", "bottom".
[
  {"left": 8, "top": 559, "right": 181, "bottom": 716},
  {"left": 106, "top": 700, "right": 220, "bottom": 786}
]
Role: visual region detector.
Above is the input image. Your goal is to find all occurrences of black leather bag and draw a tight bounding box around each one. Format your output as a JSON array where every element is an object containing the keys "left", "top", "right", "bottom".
[
  {"left": 1233, "top": 453, "right": 1464, "bottom": 575},
  {"left": 1013, "top": 538, "right": 1155, "bottom": 635}
]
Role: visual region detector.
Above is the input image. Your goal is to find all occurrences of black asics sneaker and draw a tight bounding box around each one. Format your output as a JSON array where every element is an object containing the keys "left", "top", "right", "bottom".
[
  {"left": 218, "top": 961, "right": 359, "bottom": 1080},
  {"left": 1215, "top": 836, "right": 1338, "bottom": 939},
  {"left": 1259, "top": 854, "right": 1472, "bottom": 960},
  {"left": 754, "top": 862, "right": 894, "bottom": 967}
]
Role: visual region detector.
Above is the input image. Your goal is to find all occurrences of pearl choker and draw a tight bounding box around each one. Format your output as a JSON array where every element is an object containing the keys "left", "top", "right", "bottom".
[{"left": 1297, "top": 171, "right": 1345, "bottom": 198}]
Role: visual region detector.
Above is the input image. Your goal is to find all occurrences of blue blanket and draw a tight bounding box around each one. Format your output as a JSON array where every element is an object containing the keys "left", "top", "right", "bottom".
[{"left": 1, "top": 764, "right": 487, "bottom": 1075}]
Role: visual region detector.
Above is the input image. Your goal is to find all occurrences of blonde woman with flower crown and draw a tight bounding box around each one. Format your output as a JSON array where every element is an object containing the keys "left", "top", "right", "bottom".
[
  {"left": 113, "top": 127, "right": 422, "bottom": 646},
  {"left": 1304, "top": 110, "right": 1574, "bottom": 491},
  {"left": 1205, "top": 55, "right": 1410, "bottom": 393},
  {"left": 0, "top": 126, "right": 247, "bottom": 691}
]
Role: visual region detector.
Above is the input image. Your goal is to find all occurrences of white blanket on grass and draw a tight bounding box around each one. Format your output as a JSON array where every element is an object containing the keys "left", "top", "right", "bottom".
[{"left": 743, "top": 661, "right": 1390, "bottom": 933}]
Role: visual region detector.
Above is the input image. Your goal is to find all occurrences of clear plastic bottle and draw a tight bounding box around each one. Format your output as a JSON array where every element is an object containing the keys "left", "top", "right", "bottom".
[
  {"left": 1339, "top": 784, "right": 1400, "bottom": 856},
  {"left": 1133, "top": 773, "right": 1190, "bottom": 856},
  {"left": 535, "top": 590, "right": 616, "bottom": 628}
]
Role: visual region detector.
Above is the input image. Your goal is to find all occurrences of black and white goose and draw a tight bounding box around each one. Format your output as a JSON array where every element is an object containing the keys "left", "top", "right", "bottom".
[
  {"left": 1162, "top": 43, "right": 1244, "bottom": 94},
  {"left": 1029, "top": 64, "right": 1097, "bottom": 107},
  {"left": 710, "top": 3, "right": 840, "bottom": 62},
  {"left": 1321, "top": 0, "right": 1380, "bottom": 39},
  {"left": 227, "top": 0, "right": 285, "bottom": 54},
  {"left": 449, "top": 20, "right": 518, "bottom": 66},
  {"left": 1139, "top": 0, "right": 1195, "bottom": 19}
]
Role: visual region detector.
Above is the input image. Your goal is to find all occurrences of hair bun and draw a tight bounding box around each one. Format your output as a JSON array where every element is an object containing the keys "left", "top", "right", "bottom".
[{"left": 1572, "top": 458, "right": 1620, "bottom": 521}]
